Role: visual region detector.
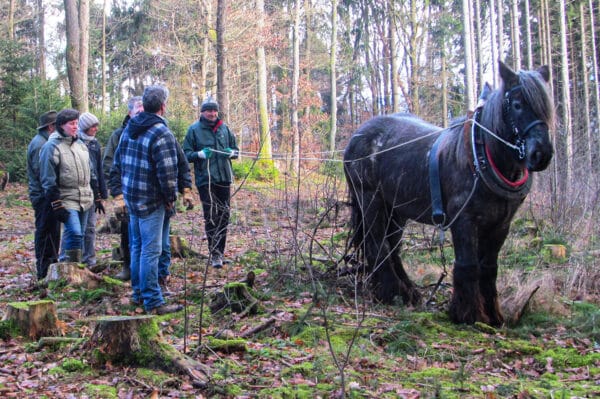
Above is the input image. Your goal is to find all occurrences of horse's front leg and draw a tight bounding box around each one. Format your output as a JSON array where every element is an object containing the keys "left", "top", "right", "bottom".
[
  {"left": 478, "top": 227, "right": 511, "bottom": 327},
  {"left": 449, "top": 222, "right": 488, "bottom": 324}
]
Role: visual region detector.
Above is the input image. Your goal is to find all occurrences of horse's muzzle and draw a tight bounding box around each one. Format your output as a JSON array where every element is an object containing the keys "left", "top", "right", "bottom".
[{"left": 526, "top": 134, "right": 554, "bottom": 171}]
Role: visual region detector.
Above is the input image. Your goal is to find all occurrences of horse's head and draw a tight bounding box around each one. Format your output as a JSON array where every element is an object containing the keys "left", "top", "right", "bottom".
[{"left": 499, "top": 61, "right": 555, "bottom": 171}]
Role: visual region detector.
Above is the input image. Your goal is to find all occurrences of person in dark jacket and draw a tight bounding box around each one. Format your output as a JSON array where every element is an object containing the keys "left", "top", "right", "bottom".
[
  {"left": 27, "top": 110, "right": 60, "bottom": 280},
  {"left": 78, "top": 112, "right": 107, "bottom": 270},
  {"left": 102, "top": 96, "right": 143, "bottom": 281},
  {"left": 40, "top": 108, "right": 94, "bottom": 263},
  {"left": 110, "top": 85, "right": 182, "bottom": 315},
  {"left": 182, "top": 97, "right": 238, "bottom": 268}
]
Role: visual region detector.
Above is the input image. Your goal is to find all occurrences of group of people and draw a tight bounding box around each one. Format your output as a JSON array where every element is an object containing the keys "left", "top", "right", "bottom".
[{"left": 27, "top": 84, "right": 239, "bottom": 315}]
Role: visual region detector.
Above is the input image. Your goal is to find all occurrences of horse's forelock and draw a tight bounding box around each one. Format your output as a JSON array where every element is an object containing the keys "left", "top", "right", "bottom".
[{"left": 518, "top": 70, "right": 555, "bottom": 128}]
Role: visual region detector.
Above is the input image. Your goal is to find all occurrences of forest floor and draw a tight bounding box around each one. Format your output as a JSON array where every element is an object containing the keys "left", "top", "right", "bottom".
[{"left": 0, "top": 181, "right": 599, "bottom": 398}]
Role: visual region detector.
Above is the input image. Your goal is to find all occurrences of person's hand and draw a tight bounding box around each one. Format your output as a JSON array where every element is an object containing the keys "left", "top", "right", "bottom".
[
  {"left": 182, "top": 187, "right": 194, "bottom": 210},
  {"left": 95, "top": 199, "right": 106, "bottom": 214},
  {"left": 198, "top": 148, "right": 213, "bottom": 159},
  {"left": 224, "top": 148, "right": 238, "bottom": 158},
  {"left": 165, "top": 201, "right": 176, "bottom": 218},
  {"left": 113, "top": 194, "right": 127, "bottom": 220},
  {"left": 51, "top": 200, "right": 70, "bottom": 223}
]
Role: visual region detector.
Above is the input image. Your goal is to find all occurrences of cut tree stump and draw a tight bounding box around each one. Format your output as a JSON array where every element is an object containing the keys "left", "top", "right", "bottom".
[
  {"left": 210, "top": 281, "right": 259, "bottom": 316},
  {"left": 44, "top": 262, "right": 104, "bottom": 289},
  {"left": 87, "top": 315, "right": 211, "bottom": 387},
  {"left": 5, "top": 300, "right": 62, "bottom": 339},
  {"left": 169, "top": 235, "right": 202, "bottom": 258}
]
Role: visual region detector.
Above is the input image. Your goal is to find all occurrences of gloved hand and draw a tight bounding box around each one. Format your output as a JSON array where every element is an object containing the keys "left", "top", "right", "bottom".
[
  {"left": 182, "top": 187, "right": 194, "bottom": 210},
  {"left": 95, "top": 199, "right": 106, "bottom": 214},
  {"left": 51, "top": 200, "right": 70, "bottom": 223},
  {"left": 113, "top": 194, "right": 128, "bottom": 220},
  {"left": 224, "top": 148, "right": 239, "bottom": 159},
  {"left": 197, "top": 147, "right": 213, "bottom": 159}
]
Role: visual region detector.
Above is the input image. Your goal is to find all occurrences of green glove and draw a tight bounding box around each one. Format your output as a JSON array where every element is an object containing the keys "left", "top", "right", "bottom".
[
  {"left": 198, "top": 148, "right": 213, "bottom": 159},
  {"left": 224, "top": 148, "right": 238, "bottom": 158}
]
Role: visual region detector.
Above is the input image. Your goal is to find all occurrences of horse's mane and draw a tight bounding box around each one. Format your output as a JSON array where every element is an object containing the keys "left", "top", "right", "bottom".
[{"left": 480, "top": 69, "right": 555, "bottom": 134}]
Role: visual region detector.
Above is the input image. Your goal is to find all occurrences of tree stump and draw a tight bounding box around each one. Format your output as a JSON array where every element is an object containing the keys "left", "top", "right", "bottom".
[
  {"left": 210, "top": 281, "right": 259, "bottom": 316},
  {"left": 5, "top": 300, "right": 62, "bottom": 339},
  {"left": 87, "top": 315, "right": 210, "bottom": 387},
  {"left": 169, "top": 235, "right": 202, "bottom": 258},
  {"left": 44, "top": 262, "right": 103, "bottom": 289}
]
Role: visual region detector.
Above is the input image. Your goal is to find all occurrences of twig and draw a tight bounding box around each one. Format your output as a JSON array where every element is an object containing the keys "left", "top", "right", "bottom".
[{"left": 240, "top": 317, "right": 276, "bottom": 338}]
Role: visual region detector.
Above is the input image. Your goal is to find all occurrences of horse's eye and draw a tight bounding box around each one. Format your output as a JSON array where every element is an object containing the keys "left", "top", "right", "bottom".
[{"left": 512, "top": 101, "right": 522, "bottom": 111}]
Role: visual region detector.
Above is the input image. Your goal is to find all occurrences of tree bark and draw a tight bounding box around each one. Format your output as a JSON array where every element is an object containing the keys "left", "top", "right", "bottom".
[
  {"left": 462, "top": 0, "right": 475, "bottom": 110},
  {"left": 64, "top": 0, "right": 89, "bottom": 111},
  {"left": 6, "top": 300, "right": 62, "bottom": 340},
  {"left": 328, "top": 0, "right": 337, "bottom": 154},
  {"left": 292, "top": 0, "right": 301, "bottom": 173},
  {"left": 216, "top": 0, "right": 229, "bottom": 122},
  {"left": 255, "top": 0, "right": 273, "bottom": 164},
  {"left": 88, "top": 315, "right": 210, "bottom": 387}
]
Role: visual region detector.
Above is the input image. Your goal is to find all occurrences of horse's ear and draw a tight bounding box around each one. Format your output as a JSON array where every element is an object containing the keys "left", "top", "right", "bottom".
[
  {"left": 498, "top": 60, "right": 519, "bottom": 88},
  {"left": 537, "top": 65, "right": 550, "bottom": 82}
]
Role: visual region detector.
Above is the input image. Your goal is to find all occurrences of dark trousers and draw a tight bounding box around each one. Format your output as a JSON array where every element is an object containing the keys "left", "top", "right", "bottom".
[
  {"left": 198, "top": 184, "right": 231, "bottom": 256},
  {"left": 120, "top": 216, "right": 130, "bottom": 268},
  {"left": 33, "top": 199, "right": 61, "bottom": 279}
]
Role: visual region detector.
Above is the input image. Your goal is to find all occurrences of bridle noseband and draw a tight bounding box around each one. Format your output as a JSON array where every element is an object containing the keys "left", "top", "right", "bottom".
[{"left": 502, "top": 85, "right": 547, "bottom": 160}]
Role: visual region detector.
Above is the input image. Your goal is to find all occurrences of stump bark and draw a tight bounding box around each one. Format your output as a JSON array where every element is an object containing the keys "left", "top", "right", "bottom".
[
  {"left": 5, "top": 300, "right": 62, "bottom": 339},
  {"left": 44, "top": 262, "right": 103, "bottom": 289},
  {"left": 87, "top": 315, "right": 210, "bottom": 387}
]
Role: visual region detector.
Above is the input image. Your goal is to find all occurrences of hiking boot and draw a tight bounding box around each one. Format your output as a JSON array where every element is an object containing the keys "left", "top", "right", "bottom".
[
  {"left": 88, "top": 263, "right": 108, "bottom": 273},
  {"left": 211, "top": 253, "right": 223, "bottom": 269},
  {"left": 114, "top": 264, "right": 131, "bottom": 281},
  {"left": 159, "top": 276, "right": 172, "bottom": 296},
  {"left": 148, "top": 303, "right": 183, "bottom": 315}
]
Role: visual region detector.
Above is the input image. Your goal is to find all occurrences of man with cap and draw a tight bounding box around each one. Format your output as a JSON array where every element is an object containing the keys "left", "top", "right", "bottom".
[
  {"left": 183, "top": 96, "right": 239, "bottom": 268},
  {"left": 78, "top": 112, "right": 107, "bottom": 270},
  {"left": 40, "top": 108, "right": 95, "bottom": 263},
  {"left": 27, "top": 110, "right": 60, "bottom": 280}
]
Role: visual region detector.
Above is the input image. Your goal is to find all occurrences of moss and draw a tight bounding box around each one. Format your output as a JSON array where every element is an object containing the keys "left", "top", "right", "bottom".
[
  {"left": 206, "top": 336, "right": 247, "bottom": 352},
  {"left": 0, "top": 319, "right": 19, "bottom": 340},
  {"left": 48, "top": 366, "right": 66, "bottom": 375},
  {"left": 62, "top": 358, "right": 88, "bottom": 372},
  {"left": 282, "top": 361, "right": 314, "bottom": 376},
  {"left": 83, "top": 383, "right": 118, "bottom": 399},
  {"left": 7, "top": 299, "right": 54, "bottom": 309},
  {"left": 136, "top": 368, "right": 173, "bottom": 386},
  {"left": 535, "top": 347, "right": 600, "bottom": 368}
]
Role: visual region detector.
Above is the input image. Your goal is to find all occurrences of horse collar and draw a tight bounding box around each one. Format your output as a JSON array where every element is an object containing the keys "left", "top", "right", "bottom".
[{"left": 471, "top": 108, "right": 532, "bottom": 199}]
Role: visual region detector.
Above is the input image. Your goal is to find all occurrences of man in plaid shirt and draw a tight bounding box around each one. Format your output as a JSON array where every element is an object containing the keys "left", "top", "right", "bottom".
[{"left": 110, "top": 85, "right": 183, "bottom": 315}]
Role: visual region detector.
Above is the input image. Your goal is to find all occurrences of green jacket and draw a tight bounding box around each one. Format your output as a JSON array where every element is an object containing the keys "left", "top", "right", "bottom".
[{"left": 182, "top": 118, "right": 238, "bottom": 188}]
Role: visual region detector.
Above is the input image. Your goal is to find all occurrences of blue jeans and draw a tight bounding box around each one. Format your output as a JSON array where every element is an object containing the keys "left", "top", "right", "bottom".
[
  {"left": 59, "top": 209, "right": 89, "bottom": 259},
  {"left": 158, "top": 214, "right": 171, "bottom": 280},
  {"left": 82, "top": 209, "right": 97, "bottom": 266},
  {"left": 129, "top": 207, "right": 165, "bottom": 311}
]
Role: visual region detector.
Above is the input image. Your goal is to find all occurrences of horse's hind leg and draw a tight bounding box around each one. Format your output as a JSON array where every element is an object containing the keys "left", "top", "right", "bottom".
[
  {"left": 387, "top": 215, "right": 421, "bottom": 306},
  {"left": 358, "top": 191, "right": 403, "bottom": 303}
]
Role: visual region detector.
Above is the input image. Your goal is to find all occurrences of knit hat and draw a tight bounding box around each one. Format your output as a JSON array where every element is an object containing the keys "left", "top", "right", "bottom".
[
  {"left": 37, "top": 110, "right": 57, "bottom": 130},
  {"left": 55, "top": 109, "right": 80, "bottom": 131},
  {"left": 201, "top": 96, "right": 219, "bottom": 112},
  {"left": 78, "top": 112, "right": 99, "bottom": 132}
]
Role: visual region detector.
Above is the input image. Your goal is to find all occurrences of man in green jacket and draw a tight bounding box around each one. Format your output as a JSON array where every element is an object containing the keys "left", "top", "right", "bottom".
[{"left": 182, "top": 97, "right": 238, "bottom": 268}]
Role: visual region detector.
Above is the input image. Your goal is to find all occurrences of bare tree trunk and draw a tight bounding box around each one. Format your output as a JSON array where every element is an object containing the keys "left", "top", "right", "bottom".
[
  {"left": 510, "top": 0, "right": 521, "bottom": 69},
  {"left": 64, "top": 0, "right": 89, "bottom": 111},
  {"left": 389, "top": 0, "right": 400, "bottom": 113},
  {"left": 474, "top": 0, "right": 483, "bottom": 91},
  {"left": 489, "top": 0, "right": 498, "bottom": 78},
  {"left": 8, "top": 0, "right": 15, "bottom": 40},
  {"left": 441, "top": 52, "right": 448, "bottom": 127},
  {"left": 497, "top": 0, "right": 505, "bottom": 85},
  {"left": 329, "top": 0, "right": 338, "bottom": 154},
  {"left": 291, "top": 0, "right": 301, "bottom": 173},
  {"left": 589, "top": 0, "right": 600, "bottom": 163},
  {"left": 199, "top": 0, "right": 211, "bottom": 107},
  {"left": 558, "top": 0, "right": 572, "bottom": 200},
  {"left": 462, "top": 0, "right": 475, "bottom": 110},
  {"left": 101, "top": 0, "right": 107, "bottom": 113},
  {"left": 216, "top": 0, "right": 229, "bottom": 122},
  {"left": 524, "top": 0, "right": 533, "bottom": 69},
  {"left": 580, "top": 2, "right": 592, "bottom": 174},
  {"left": 37, "top": 0, "right": 46, "bottom": 80},
  {"left": 256, "top": 0, "right": 272, "bottom": 163}
]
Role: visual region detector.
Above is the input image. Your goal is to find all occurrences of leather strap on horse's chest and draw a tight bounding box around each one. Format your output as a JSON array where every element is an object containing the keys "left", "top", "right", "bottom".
[{"left": 429, "top": 132, "right": 446, "bottom": 226}]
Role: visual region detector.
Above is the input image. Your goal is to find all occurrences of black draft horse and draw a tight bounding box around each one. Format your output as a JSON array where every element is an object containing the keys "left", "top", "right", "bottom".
[{"left": 343, "top": 61, "right": 554, "bottom": 326}]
